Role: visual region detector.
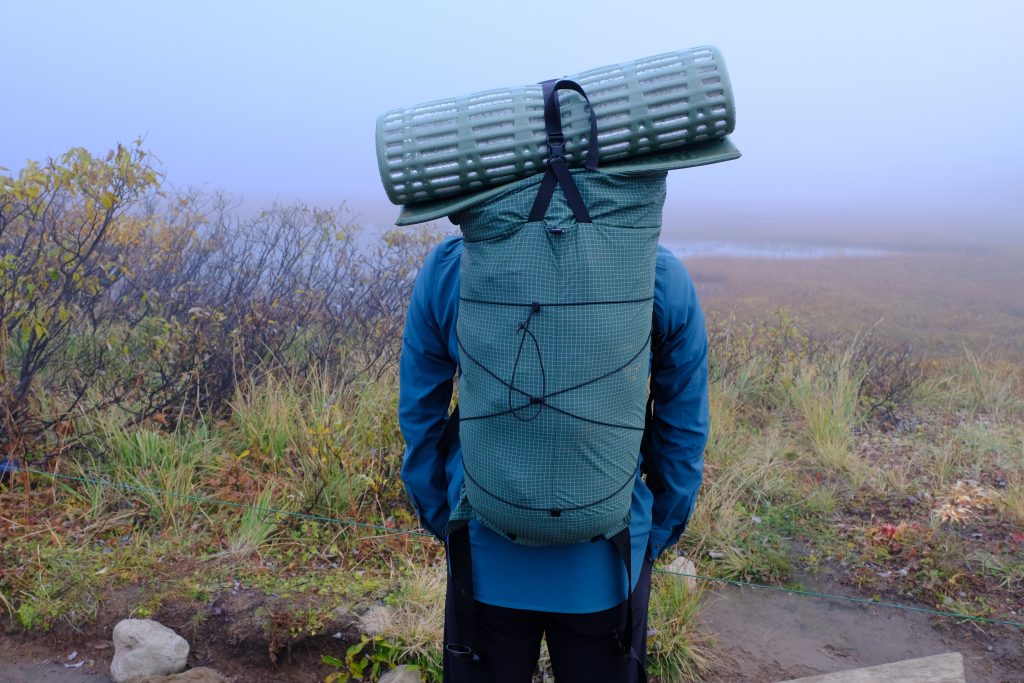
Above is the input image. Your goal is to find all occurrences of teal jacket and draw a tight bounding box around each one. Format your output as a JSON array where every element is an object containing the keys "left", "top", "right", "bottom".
[{"left": 399, "top": 236, "right": 708, "bottom": 613}]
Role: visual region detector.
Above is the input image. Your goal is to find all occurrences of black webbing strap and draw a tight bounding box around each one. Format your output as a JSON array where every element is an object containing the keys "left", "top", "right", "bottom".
[
  {"left": 609, "top": 528, "right": 640, "bottom": 665},
  {"left": 436, "top": 404, "right": 460, "bottom": 457},
  {"left": 445, "top": 526, "right": 481, "bottom": 665},
  {"left": 639, "top": 395, "right": 666, "bottom": 493},
  {"left": 528, "top": 78, "right": 599, "bottom": 224},
  {"left": 640, "top": 314, "right": 667, "bottom": 493}
]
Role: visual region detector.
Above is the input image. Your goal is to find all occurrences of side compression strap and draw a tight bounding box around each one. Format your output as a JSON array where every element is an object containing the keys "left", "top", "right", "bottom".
[
  {"left": 640, "top": 311, "right": 667, "bottom": 493},
  {"left": 436, "top": 404, "right": 460, "bottom": 457},
  {"left": 609, "top": 528, "right": 644, "bottom": 677},
  {"left": 445, "top": 526, "right": 481, "bottom": 665}
]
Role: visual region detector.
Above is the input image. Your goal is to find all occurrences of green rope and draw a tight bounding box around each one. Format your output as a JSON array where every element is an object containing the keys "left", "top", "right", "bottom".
[{"left": 12, "top": 467, "right": 1024, "bottom": 630}]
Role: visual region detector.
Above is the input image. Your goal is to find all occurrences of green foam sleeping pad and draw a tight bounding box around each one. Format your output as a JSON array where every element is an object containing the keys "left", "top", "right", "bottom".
[{"left": 376, "top": 46, "right": 735, "bottom": 208}]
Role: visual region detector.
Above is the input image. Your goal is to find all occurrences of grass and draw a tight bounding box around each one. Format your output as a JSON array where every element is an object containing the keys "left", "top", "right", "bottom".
[
  {"left": 102, "top": 419, "right": 214, "bottom": 535},
  {"left": 785, "top": 349, "right": 868, "bottom": 488},
  {"left": 686, "top": 425, "right": 793, "bottom": 582},
  {"left": 999, "top": 474, "right": 1024, "bottom": 526},
  {"left": 647, "top": 572, "right": 713, "bottom": 682},
  {"left": 4, "top": 333, "right": 1022, "bottom": 678},
  {"left": 674, "top": 295, "right": 1023, "bottom": 640},
  {"left": 357, "top": 561, "right": 446, "bottom": 681},
  {"left": 2, "top": 246, "right": 1023, "bottom": 681},
  {"left": 956, "top": 348, "right": 1020, "bottom": 418},
  {"left": 224, "top": 482, "right": 287, "bottom": 556},
  {"left": 687, "top": 245, "right": 1024, "bottom": 362}
]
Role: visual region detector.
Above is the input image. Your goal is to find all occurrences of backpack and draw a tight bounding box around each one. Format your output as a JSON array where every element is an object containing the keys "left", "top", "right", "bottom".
[{"left": 439, "top": 79, "right": 667, "bottom": 547}]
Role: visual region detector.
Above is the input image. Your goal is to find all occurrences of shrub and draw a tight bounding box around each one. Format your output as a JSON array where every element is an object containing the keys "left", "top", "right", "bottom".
[{"left": 1, "top": 144, "right": 440, "bottom": 461}]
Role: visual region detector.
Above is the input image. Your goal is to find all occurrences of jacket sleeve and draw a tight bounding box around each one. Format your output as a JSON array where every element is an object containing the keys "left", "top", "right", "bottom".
[
  {"left": 398, "top": 245, "right": 458, "bottom": 540},
  {"left": 647, "top": 249, "right": 709, "bottom": 560}
]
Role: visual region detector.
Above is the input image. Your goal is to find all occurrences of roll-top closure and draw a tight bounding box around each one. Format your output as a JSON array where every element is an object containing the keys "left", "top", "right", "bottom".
[{"left": 457, "top": 169, "right": 668, "bottom": 243}]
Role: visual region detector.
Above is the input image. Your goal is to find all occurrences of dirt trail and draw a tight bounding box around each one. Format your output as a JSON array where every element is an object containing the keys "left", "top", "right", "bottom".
[
  {"left": 698, "top": 582, "right": 1023, "bottom": 683},
  {"left": 0, "top": 634, "right": 111, "bottom": 682},
  {"left": 3, "top": 582, "right": 1021, "bottom": 682}
]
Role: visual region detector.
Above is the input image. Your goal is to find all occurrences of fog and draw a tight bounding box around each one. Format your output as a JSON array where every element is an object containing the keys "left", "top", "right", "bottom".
[{"left": 3, "top": 1, "right": 1022, "bottom": 245}]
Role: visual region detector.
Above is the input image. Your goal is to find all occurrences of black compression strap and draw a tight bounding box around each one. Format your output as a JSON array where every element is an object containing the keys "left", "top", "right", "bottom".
[
  {"left": 528, "top": 78, "right": 599, "bottom": 223},
  {"left": 640, "top": 312, "right": 667, "bottom": 493},
  {"left": 609, "top": 528, "right": 638, "bottom": 663},
  {"left": 445, "top": 526, "right": 481, "bottom": 663},
  {"left": 544, "top": 79, "right": 599, "bottom": 171},
  {"left": 640, "top": 389, "right": 666, "bottom": 493},
  {"left": 436, "top": 404, "right": 460, "bottom": 457}
]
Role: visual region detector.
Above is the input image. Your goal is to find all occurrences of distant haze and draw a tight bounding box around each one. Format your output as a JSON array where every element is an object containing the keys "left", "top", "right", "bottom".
[{"left": 4, "top": 1, "right": 1022, "bottom": 245}]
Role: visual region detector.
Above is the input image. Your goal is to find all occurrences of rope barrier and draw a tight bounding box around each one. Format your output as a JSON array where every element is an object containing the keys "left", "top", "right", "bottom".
[{"left": 8, "top": 467, "right": 1023, "bottom": 630}]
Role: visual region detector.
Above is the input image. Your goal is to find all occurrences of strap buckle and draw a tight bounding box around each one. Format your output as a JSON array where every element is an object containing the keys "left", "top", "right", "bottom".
[
  {"left": 547, "top": 134, "right": 566, "bottom": 163},
  {"left": 445, "top": 643, "right": 482, "bottom": 662}
]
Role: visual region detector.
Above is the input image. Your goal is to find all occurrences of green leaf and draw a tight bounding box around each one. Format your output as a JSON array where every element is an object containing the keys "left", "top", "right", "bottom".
[{"left": 321, "top": 655, "right": 345, "bottom": 668}]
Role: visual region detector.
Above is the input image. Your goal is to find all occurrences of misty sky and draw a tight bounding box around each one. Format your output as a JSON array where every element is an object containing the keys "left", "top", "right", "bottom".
[{"left": 3, "top": 1, "right": 1022, "bottom": 241}]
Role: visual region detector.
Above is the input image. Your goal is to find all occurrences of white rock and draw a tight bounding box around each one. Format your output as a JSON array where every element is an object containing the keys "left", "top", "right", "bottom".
[
  {"left": 666, "top": 556, "right": 698, "bottom": 593},
  {"left": 110, "top": 619, "right": 190, "bottom": 683},
  {"left": 359, "top": 604, "right": 393, "bottom": 635},
  {"left": 379, "top": 665, "right": 424, "bottom": 683}
]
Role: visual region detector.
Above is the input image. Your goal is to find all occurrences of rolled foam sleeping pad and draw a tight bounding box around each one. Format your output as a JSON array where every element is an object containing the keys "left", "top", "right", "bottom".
[{"left": 376, "top": 46, "right": 735, "bottom": 207}]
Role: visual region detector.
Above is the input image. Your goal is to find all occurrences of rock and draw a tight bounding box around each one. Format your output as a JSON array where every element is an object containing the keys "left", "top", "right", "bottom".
[
  {"left": 140, "top": 668, "right": 230, "bottom": 682},
  {"left": 666, "top": 556, "right": 698, "bottom": 593},
  {"left": 359, "top": 604, "right": 394, "bottom": 634},
  {"left": 379, "top": 665, "right": 424, "bottom": 683},
  {"left": 111, "top": 619, "right": 190, "bottom": 683}
]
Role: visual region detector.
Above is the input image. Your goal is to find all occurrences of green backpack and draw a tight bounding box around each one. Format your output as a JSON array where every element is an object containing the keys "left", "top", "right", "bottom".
[{"left": 441, "top": 80, "right": 666, "bottom": 546}]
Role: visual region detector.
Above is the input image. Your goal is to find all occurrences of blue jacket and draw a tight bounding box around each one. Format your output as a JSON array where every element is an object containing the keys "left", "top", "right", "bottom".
[{"left": 399, "top": 236, "right": 708, "bottom": 613}]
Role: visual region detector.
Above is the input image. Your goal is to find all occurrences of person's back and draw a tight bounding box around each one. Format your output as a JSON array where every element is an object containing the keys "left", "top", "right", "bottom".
[
  {"left": 399, "top": 234, "right": 709, "bottom": 682},
  {"left": 392, "top": 49, "right": 732, "bottom": 683}
]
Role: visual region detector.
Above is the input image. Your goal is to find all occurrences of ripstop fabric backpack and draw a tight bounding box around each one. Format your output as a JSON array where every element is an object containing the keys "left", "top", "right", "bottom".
[{"left": 441, "top": 79, "right": 667, "bottom": 546}]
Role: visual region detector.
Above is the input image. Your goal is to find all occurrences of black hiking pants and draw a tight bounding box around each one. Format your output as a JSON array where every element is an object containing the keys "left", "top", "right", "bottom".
[{"left": 443, "top": 556, "right": 652, "bottom": 683}]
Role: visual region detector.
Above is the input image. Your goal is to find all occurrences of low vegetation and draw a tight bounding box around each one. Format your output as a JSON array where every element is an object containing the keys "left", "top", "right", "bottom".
[
  {"left": 688, "top": 313, "right": 1022, "bottom": 622},
  {"left": 2, "top": 146, "right": 1021, "bottom": 681}
]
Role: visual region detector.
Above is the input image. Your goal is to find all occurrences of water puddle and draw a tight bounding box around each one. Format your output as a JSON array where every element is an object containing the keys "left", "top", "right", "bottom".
[{"left": 664, "top": 240, "right": 889, "bottom": 260}]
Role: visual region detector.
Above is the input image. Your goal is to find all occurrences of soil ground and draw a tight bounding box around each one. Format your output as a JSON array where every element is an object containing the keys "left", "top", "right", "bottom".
[
  {"left": 0, "top": 585, "right": 351, "bottom": 682},
  {"left": 2, "top": 577, "right": 1021, "bottom": 683},
  {"left": 698, "top": 580, "right": 1023, "bottom": 683}
]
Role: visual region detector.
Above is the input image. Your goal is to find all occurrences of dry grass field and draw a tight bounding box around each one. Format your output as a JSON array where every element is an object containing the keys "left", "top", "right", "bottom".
[
  {"left": 687, "top": 245, "right": 1024, "bottom": 362},
  {"left": 2, "top": 209, "right": 1021, "bottom": 681}
]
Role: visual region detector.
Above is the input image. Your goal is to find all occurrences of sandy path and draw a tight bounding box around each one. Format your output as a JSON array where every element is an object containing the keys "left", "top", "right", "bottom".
[
  {"left": 698, "top": 582, "right": 1023, "bottom": 683},
  {"left": 0, "top": 645, "right": 111, "bottom": 683}
]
